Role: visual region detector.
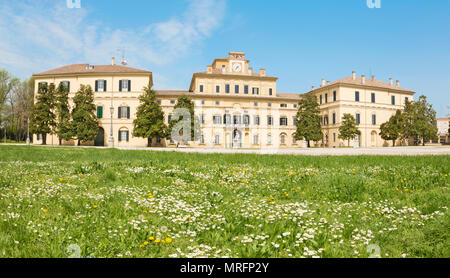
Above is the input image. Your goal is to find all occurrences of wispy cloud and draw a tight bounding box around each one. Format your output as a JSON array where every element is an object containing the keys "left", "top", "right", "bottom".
[{"left": 0, "top": 0, "right": 226, "bottom": 78}]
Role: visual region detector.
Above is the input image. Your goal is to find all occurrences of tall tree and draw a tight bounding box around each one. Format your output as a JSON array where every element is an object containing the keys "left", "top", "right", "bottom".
[
  {"left": 294, "top": 93, "right": 323, "bottom": 147},
  {"left": 71, "top": 85, "right": 99, "bottom": 146},
  {"left": 55, "top": 83, "right": 73, "bottom": 145},
  {"left": 403, "top": 95, "right": 438, "bottom": 146},
  {"left": 338, "top": 113, "right": 360, "bottom": 147},
  {"left": 167, "top": 95, "right": 198, "bottom": 143},
  {"left": 132, "top": 84, "right": 167, "bottom": 147},
  {"left": 30, "top": 83, "right": 56, "bottom": 145},
  {"left": 380, "top": 110, "right": 405, "bottom": 147},
  {"left": 0, "top": 70, "right": 14, "bottom": 137}
]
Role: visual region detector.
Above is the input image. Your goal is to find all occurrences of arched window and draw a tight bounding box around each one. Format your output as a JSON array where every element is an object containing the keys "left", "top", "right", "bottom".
[
  {"left": 280, "top": 133, "right": 287, "bottom": 145},
  {"left": 118, "top": 128, "right": 129, "bottom": 142}
]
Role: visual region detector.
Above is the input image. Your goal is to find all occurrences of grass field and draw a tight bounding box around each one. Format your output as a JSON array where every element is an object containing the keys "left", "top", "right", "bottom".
[{"left": 0, "top": 145, "right": 448, "bottom": 258}]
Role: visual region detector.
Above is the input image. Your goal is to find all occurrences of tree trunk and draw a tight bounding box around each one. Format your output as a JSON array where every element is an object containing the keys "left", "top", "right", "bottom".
[
  {"left": 307, "top": 140, "right": 310, "bottom": 148},
  {"left": 422, "top": 138, "right": 425, "bottom": 146},
  {"left": 348, "top": 139, "right": 350, "bottom": 147},
  {"left": 59, "top": 138, "right": 62, "bottom": 145},
  {"left": 42, "top": 134, "right": 47, "bottom": 145},
  {"left": 77, "top": 140, "right": 81, "bottom": 146},
  {"left": 147, "top": 138, "right": 151, "bottom": 148},
  {"left": 392, "top": 139, "right": 395, "bottom": 147}
]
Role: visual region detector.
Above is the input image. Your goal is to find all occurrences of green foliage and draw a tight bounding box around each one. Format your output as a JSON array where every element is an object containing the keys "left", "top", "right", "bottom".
[
  {"left": 294, "top": 93, "right": 322, "bottom": 147},
  {"left": 132, "top": 84, "right": 167, "bottom": 146},
  {"left": 338, "top": 113, "right": 360, "bottom": 146},
  {"left": 71, "top": 85, "right": 98, "bottom": 145},
  {"left": 380, "top": 110, "right": 405, "bottom": 146},
  {"left": 30, "top": 83, "right": 56, "bottom": 144},
  {"left": 55, "top": 83, "right": 73, "bottom": 144},
  {"left": 167, "top": 94, "right": 198, "bottom": 142}
]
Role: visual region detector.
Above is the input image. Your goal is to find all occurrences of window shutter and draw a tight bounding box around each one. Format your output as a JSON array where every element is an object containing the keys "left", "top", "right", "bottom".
[
  {"left": 119, "top": 80, "right": 123, "bottom": 92},
  {"left": 118, "top": 131, "right": 121, "bottom": 142},
  {"left": 128, "top": 80, "right": 131, "bottom": 92},
  {"left": 127, "top": 107, "right": 130, "bottom": 119},
  {"left": 118, "top": 107, "right": 122, "bottom": 119},
  {"left": 95, "top": 80, "right": 98, "bottom": 92},
  {"left": 126, "top": 131, "right": 129, "bottom": 142},
  {"left": 97, "top": 106, "right": 103, "bottom": 119},
  {"left": 104, "top": 80, "right": 107, "bottom": 92}
]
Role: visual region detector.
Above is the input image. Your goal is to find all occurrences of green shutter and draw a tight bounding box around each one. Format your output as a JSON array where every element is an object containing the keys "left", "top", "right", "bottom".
[
  {"left": 119, "top": 80, "right": 123, "bottom": 92},
  {"left": 126, "top": 131, "right": 129, "bottom": 142},
  {"left": 128, "top": 80, "right": 131, "bottom": 92},
  {"left": 95, "top": 80, "right": 98, "bottom": 92},
  {"left": 118, "top": 130, "right": 121, "bottom": 142},
  {"left": 118, "top": 107, "right": 122, "bottom": 119},
  {"left": 97, "top": 106, "right": 103, "bottom": 119},
  {"left": 127, "top": 107, "right": 130, "bottom": 119}
]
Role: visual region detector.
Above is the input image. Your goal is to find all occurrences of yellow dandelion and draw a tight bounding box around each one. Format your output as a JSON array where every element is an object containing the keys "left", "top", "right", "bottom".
[
  {"left": 42, "top": 209, "right": 47, "bottom": 213},
  {"left": 149, "top": 236, "right": 154, "bottom": 241},
  {"left": 144, "top": 241, "right": 149, "bottom": 245},
  {"left": 154, "top": 239, "right": 161, "bottom": 243}
]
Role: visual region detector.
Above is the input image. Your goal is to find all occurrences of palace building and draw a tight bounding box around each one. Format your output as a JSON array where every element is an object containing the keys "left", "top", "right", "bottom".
[{"left": 32, "top": 52, "right": 415, "bottom": 148}]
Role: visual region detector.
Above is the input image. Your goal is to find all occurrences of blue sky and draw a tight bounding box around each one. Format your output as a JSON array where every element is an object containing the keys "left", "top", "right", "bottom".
[{"left": 0, "top": 0, "right": 449, "bottom": 117}]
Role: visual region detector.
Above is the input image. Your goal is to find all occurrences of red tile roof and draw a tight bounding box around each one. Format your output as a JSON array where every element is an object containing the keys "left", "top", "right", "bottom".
[
  {"left": 33, "top": 64, "right": 151, "bottom": 76},
  {"left": 309, "top": 76, "right": 415, "bottom": 93}
]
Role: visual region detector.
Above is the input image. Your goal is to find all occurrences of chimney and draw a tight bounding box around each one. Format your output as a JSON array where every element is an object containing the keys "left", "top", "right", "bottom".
[
  {"left": 361, "top": 75, "right": 366, "bottom": 85},
  {"left": 396, "top": 80, "right": 400, "bottom": 87},
  {"left": 260, "top": 68, "right": 266, "bottom": 76},
  {"left": 352, "top": 71, "right": 356, "bottom": 80},
  {"left": 321, "top": 78, "right": 326, "bottom": 87},
  {"left": 389, "top": 78, "right": 393, "bottom": 86},
  {"left": 249, "top": 67, "right": 253, "bottom": 74},
  {"left": 207, "top": 65, "right": 212, "bottom": 73},
  {"left": 372, "top": 75, "right": 376, "bottom": 81},
  {"left": 111, "top": 57, "right": 115, "bottom": 65}
]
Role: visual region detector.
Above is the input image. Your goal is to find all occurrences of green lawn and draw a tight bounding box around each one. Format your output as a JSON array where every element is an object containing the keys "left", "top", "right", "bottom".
[{"left": 0, "top": 145, "right": 448, "bottom": 258}]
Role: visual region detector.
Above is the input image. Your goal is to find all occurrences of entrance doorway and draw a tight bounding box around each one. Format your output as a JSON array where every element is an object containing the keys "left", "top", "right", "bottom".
[
  {"left": 232, "top": 129, "right": 242, "bottom": 148},
  {"left": 94, "top": 127, "right": 105, "bottom": 146}
]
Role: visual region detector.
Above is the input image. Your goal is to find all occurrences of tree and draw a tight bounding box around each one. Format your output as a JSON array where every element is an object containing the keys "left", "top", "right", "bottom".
[
  {"left": 0, "top": 70, "right": 16, "bottom": 140},
  {"left": 30, "top": 83, "right": 56, "bottom": 145},
  {"left": 403, "top": 95, "right": 438, "bottom": 146},
  {"left": 338, "top": 113, "right": 360, "bottom": 147},
  {"left": 380, "top": 110, "right": 405, "bottom": 147},
  {"left": 132, "top": 84, "right": 167, "bottom": 147},
  {"left": 294, "top": 93, "right": 323, "bottom": 147},
  {"left": 71, "top": 85, "right": 98, "bottom": 146},
  {"left": 55, "top": 83, "right": 73, "bottom": 145},
  {"left": 167, "top": 95, "right": 198, "bottom": 143}
]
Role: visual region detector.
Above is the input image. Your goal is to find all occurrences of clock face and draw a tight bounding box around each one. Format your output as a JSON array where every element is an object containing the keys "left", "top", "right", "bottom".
[{"left": 232, "top": 63, "right": 242, "bottom": 72}]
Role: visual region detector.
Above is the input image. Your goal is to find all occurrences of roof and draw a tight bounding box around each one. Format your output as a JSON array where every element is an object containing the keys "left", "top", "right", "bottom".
[
  {"left": 309, "top": 76, "right": 415, "bottom": 94},
  {"left": 33, "top": 64, "right": 152, "bottom": 76},
  {"left": 437, "top": 118, "right": 449, "bottom": 121},
  {"left": 196, "top": 69, "right": 276, "bottom": 78},
  {"left": 277, "top": 93, "right": 302, "bottom": 100},
  {"left": 155, "top": 90, "right": 301, "bottom": 101},
  {"left": 155, "top": 90, "right": 192, "bottom": 96}
]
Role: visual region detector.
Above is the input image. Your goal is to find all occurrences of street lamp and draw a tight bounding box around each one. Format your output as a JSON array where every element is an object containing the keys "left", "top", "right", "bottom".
[
  {"left": 108, "top": 105, "right": 114, "bottom": 148},
  {"left": 26, "top": 118, "right": 30, "bottom": 145}
]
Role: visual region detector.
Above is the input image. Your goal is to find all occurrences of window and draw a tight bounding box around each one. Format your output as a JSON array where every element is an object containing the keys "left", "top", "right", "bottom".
[
  {"left": 268, "top": 116, "right": 273, "bottom": 126},
  {"left": 269, "top": 88, "right": 273, "bottom": 96},
  {"left": 215, "top": 101, "right": 220, "bottom": 105},
  {"left": 292, "top": 136, "right": 297, "bottom": 144},
  {"left": 157, "top": 100, "right": 161, "bottom": 104},
  {"left": 244, "top": 85, "right": 249, "bottom": 94},
  {"left": 201, "top": 115, "right": 205, "bottom": 124},
  {"left": 320, "top": 95, "right": 323, "bottom": 104},
  {"left": 118, "top": 130, "right": 129, "bottom": 142},
  {"left": 325, "top": 93, "right": 328, "bottom": 103},
  {"left": 294, "top": 104, "right": 297, "bottom": 108},
  {"left": 96, "top": 80, "right": 107, "bottom": 92},
  {"left": 118, "top": 106, "right": 130, "bottom": 119},
  {"left": 244, "top": 115, "right": 250, "bottom": 126},
  {"left": 235, "top": 85, "right": 239, "bottom": 94},
  {"left": 268, "top": 103, "right": 272, "bottom": 107},
  {"left": 233, "top": 115, "right": 242, "bottom": 125},
  {"left": 201, "top": 100, "right": 205, "bottom": 105},
  {"left": 332, "top": 113, "right": 336, "bottom": 124},
  {"left": 252, "top": 88, "right": 259, "bottom": 95},
  {"left": 356, "top": 113, "right": 361, "bottom": 124},
  {"left": 97, "top": 106, "right": 103, "bottom": 119},
  {"left": 120, "top": 80, "right": 130, "bottom": 92},
  {"left": 61, "top": 81, "right": 70, "bottom": 92},
  {"left": 200, "top": 135, "right": 205, "bottom": 144},
  {"left": 280, "top": 104, "right": 288, "bottom": 108},
  {"left": 170, "top": 100, "right": 175, "bottom": 105},
  {"left": 216, "top": 86, "right": 220, "bottom": 93},
  {"left": 199, "top": 85, "right": 204, "bottom": 93},
  {"left": 254, "top": 116, "right": 260, "bottom": 125},
  {"left": 324, "top": 116, "right": 329, "bottom": 125},
  {"left": 280, "top": 134, "right": 286, "bottom": 145},
  {"left": 372, "top": 114, "right": 377, "bottom": 125},
  {"left": 280, "top": 117, "right": 288, "bottom": 126},
  {"left": 38, "top": 82, "right": 48, "bottom": 89},
  {"left": 156, "top": 138, "right": 161, "bottom": 144},
  {"left": 371, "top": 93, "right": 375, "bottom": 103},
  {"left": 355, "top": 91, "right": 360, "bottom": 102},
  {"left": 267, "top": 135, "right": 272, "bottom": 145},
  {"left": 333, "top": 133, "right": 336, "bottom": 142},
  {"left": 214, "top": 135, "right": 220, "bottom": 144},
  {"left": 391, "top": 95, "right": 396, "bottom": 105},
  {"left": 333, "top": 91, "right": 336, "bottom": 102},
  {"left": 225, "top": 84, "right": 230, "bottom": 93},
  {"left": 254, "top": 102, "right": 258, "bottom": 107},
  {"left": 293, "top": 117, "right": 297, "bottom": 126},
  {"left": 253, "top": 135, "right": 259, "bottom": 145},
  {"left": 213, "top": 115, "right": 222, "bottom": 125},
  {"left": 405, "top": 97, "right": 409, "bottom": 103}
]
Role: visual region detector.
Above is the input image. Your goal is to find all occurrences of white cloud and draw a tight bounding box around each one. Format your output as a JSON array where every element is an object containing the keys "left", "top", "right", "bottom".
[{"left": 0, "top": 0, "right": 226, "bottom": 78}]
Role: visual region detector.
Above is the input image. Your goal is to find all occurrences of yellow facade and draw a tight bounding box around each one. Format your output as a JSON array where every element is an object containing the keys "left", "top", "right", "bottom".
[{"left": 32, "top": 53, "right": 415, "bottom": 148}]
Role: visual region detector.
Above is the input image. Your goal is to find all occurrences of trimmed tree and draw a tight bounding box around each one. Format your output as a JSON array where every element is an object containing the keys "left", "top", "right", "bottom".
[
  {"left": 380, "top": 110, "right": 405, "bottom": 147},
  {"left": 132, "top": 84, "right": 167, "bottom": 147},
  {"left": 30, "top": 83, "right": 56, "bottom": 145},
  {"left": 403, "top": 95, "right": 438, "bottom": 146},
  {"left": 167, "top": 95, "right": 197, "bottom": 143},
  {"left": 294, "top": 93, "right": 323, "bottom": 147},
  {"left": 338, "top": 113, "right": 360, "bottom": 147},
  {"left": 55, "top": 83, "right": 73, "bottom": 145},
  {"left": 71, "top": 85, "right": 99, "bottom": 146}
]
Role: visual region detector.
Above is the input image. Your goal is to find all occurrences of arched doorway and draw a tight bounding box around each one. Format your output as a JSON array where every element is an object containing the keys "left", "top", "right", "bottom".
[
  {"left": 94, "top": 127, "right": 105, "bottom": 146},
  {"left": 232, "top": 129, "right": 242, "bottom": 148}
]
